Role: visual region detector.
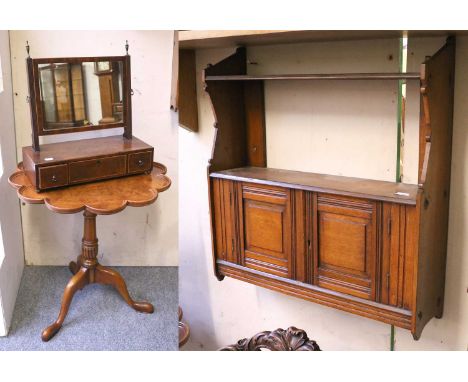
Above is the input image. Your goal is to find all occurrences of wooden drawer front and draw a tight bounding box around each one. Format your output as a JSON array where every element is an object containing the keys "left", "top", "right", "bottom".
[
  {"left": 315, "top": 194, "right": 378, "bottom": 300},
  {"left": 38, "top": 164, "right": 69, "bottom": 189},
  {"left": 239, "top": 183, "right": 292, "bottom": 278},
  {"left": 128, "top": 151, "right": 153, "bottom": 174},
  {"left": 69, "top": 155, "right": 126, "bottom": 184}
]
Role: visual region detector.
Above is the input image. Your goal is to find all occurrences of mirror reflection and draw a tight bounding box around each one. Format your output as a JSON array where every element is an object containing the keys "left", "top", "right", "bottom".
[{"left": 38, "top": 61, "right": 123, "bottom": 130}]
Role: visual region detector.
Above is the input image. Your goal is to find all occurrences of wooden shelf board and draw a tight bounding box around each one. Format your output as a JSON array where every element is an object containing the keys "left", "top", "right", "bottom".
[
  {"left": 205, "top": 73, "right": 421, "bottom": 81},
  {"left": 210, "top": 166, "right": 419, "bottom": 205}
]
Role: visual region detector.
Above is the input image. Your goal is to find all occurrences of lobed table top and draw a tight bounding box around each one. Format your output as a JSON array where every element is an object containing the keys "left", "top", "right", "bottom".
[{"left": 9, "top": 162, "right": 171, "bottom": 215}]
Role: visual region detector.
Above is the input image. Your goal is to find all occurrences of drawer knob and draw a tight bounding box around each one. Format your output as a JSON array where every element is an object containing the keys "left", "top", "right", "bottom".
[
  {"left": 138, "top": 159, "right": 144, "bottom": 166},
  {"left": 51, "top": 175, "right": 57, "bottom": 182}
]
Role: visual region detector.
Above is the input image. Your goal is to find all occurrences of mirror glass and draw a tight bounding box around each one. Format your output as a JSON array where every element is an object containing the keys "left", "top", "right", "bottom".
[{"left": 38, "top": 60, "right": 124, "bottom": 130}]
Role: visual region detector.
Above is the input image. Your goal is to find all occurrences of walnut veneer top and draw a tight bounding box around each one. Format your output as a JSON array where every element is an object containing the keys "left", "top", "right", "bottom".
[
  {"left": 9, "top": 162, "right": 171, "bottom": 215},
  {"left": 210, "top": 166, "right": 419, "bottom": 205}
]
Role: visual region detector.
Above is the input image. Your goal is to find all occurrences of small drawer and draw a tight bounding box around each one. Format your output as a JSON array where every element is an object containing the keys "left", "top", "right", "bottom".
[
  {"left": 38, "top": 164, "right": 69, "bottom": 189},
  {"left": 128, "top": 151, "right": 153, "bottom": 174},
  {"left": 69, "top": 155, "right": 127, "bottom": 184}
]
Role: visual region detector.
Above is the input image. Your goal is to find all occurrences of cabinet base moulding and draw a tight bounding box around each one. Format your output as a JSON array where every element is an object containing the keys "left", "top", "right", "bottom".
[{"left": 217, "top": 260, "right": 415, "bottom": 334}]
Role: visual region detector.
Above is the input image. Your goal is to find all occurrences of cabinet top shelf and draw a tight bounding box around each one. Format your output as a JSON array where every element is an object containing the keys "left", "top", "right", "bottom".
[
  {"left": 210, "top": 167, "right": 419, "bottom": 205},
  {"left": 205, "top": 73, "right": 421, "bottom": 81}
]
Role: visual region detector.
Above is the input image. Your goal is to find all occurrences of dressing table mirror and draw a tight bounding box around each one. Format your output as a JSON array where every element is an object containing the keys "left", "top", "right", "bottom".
[
  {"left": 23, "top": 42, "right": 154, "bottom": 191},
  {"left": 38, "top": 60, "right": 124, "bottom": 130}
]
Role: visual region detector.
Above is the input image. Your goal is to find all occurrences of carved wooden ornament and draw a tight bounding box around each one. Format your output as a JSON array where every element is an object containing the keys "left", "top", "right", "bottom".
[{"left": 220, "top": 326, "right": 321, "bottom": 351}]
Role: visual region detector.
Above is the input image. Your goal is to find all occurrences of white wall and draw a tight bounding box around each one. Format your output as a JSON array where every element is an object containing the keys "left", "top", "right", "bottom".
[
  {"left": 253, "top": 39, "right": 401, "bottom": 182},
  {"left": 0, "top": 30, "right": 25, "bottom": 336},
  {"left": 9, "top": 31, "right": 178, "bottom": 266},
  {"left": 179, "top": 37, "right": 468, "bottom": 350}
]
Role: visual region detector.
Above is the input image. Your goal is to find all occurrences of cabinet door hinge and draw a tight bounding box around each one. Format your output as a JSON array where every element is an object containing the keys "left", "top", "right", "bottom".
[
  {"left": 387, "top": 218, "right": 392, "bottom": 236},
  {"left": 231, "top": 238, "right": 235, "bottom": 254},
  {"left": 386, "top": 272, "right": 390, "bottom": 292},
  {"left": 229, "top": 190, "right": 233, "bottom": 206}
]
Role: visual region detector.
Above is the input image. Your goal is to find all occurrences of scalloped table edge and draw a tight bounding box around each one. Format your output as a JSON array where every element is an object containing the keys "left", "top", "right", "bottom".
[{"left": 8, "top": 161, "right": 171, "bottom": 215}]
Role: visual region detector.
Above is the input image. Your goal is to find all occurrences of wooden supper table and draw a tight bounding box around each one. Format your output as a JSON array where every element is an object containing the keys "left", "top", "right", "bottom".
[{"left": 8, "top": 162, "right": 171, "bottom": 341}]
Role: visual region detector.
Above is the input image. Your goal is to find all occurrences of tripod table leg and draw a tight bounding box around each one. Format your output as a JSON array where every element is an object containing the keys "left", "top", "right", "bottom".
[
  {"left": 41, "top": 267, "right": 89, "bottom": 342},
  {"left": 95, "top": 264, "right": 154, "bottom": 313}
]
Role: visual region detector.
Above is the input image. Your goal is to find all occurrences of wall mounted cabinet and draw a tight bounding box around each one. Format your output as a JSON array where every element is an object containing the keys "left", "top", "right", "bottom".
[{"left": 205, "top": 38, "right": 455, "bottom": 340}]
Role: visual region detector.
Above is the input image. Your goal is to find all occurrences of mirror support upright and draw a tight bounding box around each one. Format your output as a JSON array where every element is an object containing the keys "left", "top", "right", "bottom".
[
  {"left": 27, "top": 55, "right": 40, "bottom": 152},
  {"left": 123, "top": 54, "right": 132, "bottom": 139}
]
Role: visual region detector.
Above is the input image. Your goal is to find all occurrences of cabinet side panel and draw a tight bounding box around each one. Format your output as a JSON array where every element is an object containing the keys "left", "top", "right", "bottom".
[
  {"left": 415, "top": 38, "right": 455, "bottom": 339},
  {"left": 207, "top": 81, "right": 248, "bottom": 172},
  {"left": 205, "top": 48, "right": 249, "bottom": 173},
  {"left": 205, "top": 47, "right": 248, "bottom": 277},
  {"left": 244, "top": 80, "right": 266, "bottom": 167}
]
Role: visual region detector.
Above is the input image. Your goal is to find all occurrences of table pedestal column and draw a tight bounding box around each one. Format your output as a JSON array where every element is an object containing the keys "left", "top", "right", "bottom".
[{"left": 41, "top": 210, "right": 154, "bottom": 342}]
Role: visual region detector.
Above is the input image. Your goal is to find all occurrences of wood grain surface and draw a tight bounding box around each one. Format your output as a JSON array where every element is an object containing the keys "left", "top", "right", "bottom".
[
  {"left": 211, "top": 166, "right": 418, "bottom": 205},
  {"left": 9, "top": 162, "right": 171, "bottom": 215}
]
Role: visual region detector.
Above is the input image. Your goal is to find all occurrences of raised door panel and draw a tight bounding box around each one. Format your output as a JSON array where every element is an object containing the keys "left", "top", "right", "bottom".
[
  {"left": 314, "top": 194, "right": 378, "bottom": 300},
  {"left": 238, "top": 183, "right": 292, "bottom": 277}
]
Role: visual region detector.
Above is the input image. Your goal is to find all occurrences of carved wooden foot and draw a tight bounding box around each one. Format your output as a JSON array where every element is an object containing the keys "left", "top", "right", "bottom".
[
  {"left": 41, "top": 267, "right": 89, "bottom": 342},
  {"left": 179, "top": 306, "right": 190, "bottom": 348},
  {"left": 95, "top": 264, "right": 154, "bottom": 313}
]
